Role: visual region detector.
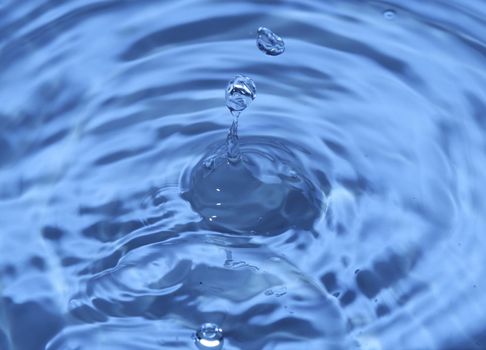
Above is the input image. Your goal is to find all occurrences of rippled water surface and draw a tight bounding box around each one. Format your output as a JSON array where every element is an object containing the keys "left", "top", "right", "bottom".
[{"left": 1, "top": 1, "right": 486, "bottom": 349}]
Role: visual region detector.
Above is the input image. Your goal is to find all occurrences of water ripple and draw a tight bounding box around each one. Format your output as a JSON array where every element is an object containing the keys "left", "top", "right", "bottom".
[{"left": 1, "top": 0, "right": 486, "bottom": 349}]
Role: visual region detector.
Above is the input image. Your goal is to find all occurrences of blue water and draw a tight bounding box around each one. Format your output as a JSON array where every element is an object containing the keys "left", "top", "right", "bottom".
[{"left": 1, "top": 1, "right": 486, "bottom": 349}]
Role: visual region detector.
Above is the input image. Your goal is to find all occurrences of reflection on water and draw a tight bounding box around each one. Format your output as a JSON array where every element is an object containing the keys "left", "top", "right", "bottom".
[{"left": 1, "top": 0, "right": 486, "bottom": 349}]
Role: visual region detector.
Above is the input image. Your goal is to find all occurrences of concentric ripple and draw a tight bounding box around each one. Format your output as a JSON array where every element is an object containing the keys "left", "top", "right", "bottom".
[
  {"left": 1, "top": 1, "right": 486, "bottom": 350},
  {"left": 58, "top": 238, "right": 348, "bottom": 349},
  {"left": 182, "top": 136, "right": 324, "bottom": 235}
]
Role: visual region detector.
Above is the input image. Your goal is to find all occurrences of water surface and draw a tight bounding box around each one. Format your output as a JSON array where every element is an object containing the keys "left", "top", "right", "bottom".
[{"left": 1, "top": 0, "right": 486, "bottom": 349}]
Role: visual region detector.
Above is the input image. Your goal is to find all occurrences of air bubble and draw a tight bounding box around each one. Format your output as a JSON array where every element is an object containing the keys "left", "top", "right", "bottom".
[
  {"left": 194, "top": 323, "right": 223, "bottom": 350},
  {"left": 256, "top": 27, "right": 285, "bottom": 56}
]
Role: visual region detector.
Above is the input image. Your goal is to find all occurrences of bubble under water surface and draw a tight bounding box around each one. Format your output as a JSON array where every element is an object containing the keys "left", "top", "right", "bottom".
[{"left": 1, "top": 1, "right": 486, "bottom": 350}]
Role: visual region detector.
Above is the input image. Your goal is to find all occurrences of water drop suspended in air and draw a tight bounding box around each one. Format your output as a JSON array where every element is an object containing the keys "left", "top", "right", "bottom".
[
  {"left": 225, "top": 74, "right": 256, "bottom": 114},
  {"left": 383, "top": 9, "right": 396, "bottom": 20},
  {"left": 225, "top": 75, "right": 256, "bottom": 162},
  {"left": 256, "top": 27, "right": 285, "bottom": 56},
  {"left": 194, "top": 323, "right": 224, "bottom": 350}
]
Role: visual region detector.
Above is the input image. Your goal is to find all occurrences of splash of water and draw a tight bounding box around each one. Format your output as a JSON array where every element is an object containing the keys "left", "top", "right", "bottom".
[
  {"left": 224, "top": 75, "right": 256, "bottom": 162},
  {"left": 183, "top": 72, "right": 322, "bottom": 234},
  {"left": 256, "top": 27, "right": 285, "bottom": 56}
]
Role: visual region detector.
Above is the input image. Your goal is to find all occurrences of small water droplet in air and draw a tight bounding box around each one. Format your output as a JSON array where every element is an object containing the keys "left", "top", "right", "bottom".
[
  {"left": 194, "top": 323, "right": 223, "bottom": 350},
  {"left": 256, "top": 27, "right": 285, "bottom": 56},
  {"left": 383, "top": 9, "right": 396, "bottom": 20},
  {"left": 225, "top": 75, "right": 256, "bottom": 113}
]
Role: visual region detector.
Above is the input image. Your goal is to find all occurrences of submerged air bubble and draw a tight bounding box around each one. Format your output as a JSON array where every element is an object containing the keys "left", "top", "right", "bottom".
[
  {"left": 225, "top": 75, "right": 256, "bottom": 114},
  {"left": 194, "top": 323, "right": 223, "bottom": 350},
  {"left": 256, "top": 27, "right": 285, "bottom": 56}
]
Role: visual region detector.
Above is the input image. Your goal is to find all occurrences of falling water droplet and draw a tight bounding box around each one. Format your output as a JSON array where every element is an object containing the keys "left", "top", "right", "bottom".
[
  {"left": 256, "top": 27, "right": 285, "bottom": 56},
  {"left": 194, "top": 323, "right": 224, "bottom": 350},
  {"left": 383, "top": 9, "right": 396, "bottom": 20},
  {"left": 225, "top": 75, "right": 256, "bottom": 114}
]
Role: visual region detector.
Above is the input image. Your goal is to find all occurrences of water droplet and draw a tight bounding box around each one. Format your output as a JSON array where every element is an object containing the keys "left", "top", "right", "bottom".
[
  {"left": 225, "top": 75, "right": 256, "bottom": 114},
  {"left": 194, "top": 323, "right": 223, "bottom": 350},
  {"left": 256, "top": 27, "right": 285, "bottom": 56},
  {"left": 225, "top": 75, "right": 256, "bottom": 162},
  {"left": 383, "top": 9, "right": 396, "bottom": 20}
]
